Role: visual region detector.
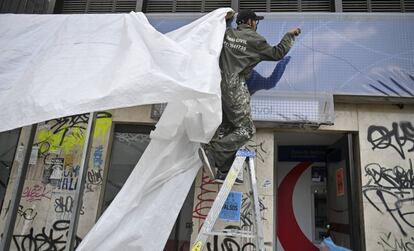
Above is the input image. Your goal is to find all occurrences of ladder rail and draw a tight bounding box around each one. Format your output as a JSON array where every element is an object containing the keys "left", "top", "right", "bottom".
[
  {"left": 191, "top": 149, "right": 265, "bottom": 251},
  {"left": 192, "top": 155, "right": 246, "bottom": 250},
  {"left": 208, "top": 231, "right": 255, "bottom": 238},
  {"left": 247, "top": 156, "right": 265, "bottom": 250}
]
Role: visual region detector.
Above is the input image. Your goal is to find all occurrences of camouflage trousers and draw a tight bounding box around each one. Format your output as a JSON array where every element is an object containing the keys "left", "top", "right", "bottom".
[{"left": 206, "top": 74, "right": 256, "bottom": 172}]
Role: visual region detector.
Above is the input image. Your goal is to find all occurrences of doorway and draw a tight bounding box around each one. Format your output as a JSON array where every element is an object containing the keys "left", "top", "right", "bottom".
[{"left": 275, "top": 131, "right": 363, "bottom": 251}]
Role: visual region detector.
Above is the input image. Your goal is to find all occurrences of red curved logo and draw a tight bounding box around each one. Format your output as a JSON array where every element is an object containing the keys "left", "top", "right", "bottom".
[{"left": 277, "top": 161, "right": 318, "bottom": 251}]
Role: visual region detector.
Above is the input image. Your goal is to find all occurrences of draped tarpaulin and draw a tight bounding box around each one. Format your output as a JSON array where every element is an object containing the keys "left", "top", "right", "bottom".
[{"left": 0, "top": 8, "right": 231, "bottom": 250}]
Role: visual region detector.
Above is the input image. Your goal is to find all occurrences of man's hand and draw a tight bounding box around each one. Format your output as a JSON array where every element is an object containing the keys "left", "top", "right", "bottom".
[
  {"left": 225, "top": 11, "right": 235, "bottom": 21},
  {"left": 289, "top": 27, "right": 301, "bottom": 36}
]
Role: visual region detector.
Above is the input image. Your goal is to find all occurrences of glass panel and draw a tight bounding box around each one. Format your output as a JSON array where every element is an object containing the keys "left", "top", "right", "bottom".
[
  {"left": 101, "top": 128, "right": 151, "bottom": 213},
  {"left": 102, "top": 124, "right": 195, "bottom": 251}
]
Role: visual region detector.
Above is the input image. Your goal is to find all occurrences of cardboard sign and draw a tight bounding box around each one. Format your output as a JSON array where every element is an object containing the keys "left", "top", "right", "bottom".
[
  {"left": 336, "top": 168, "right": 345, "bottom": 196},
  {"left": 50, "top": 158, "right": 64, "bottom": 179},
  {"left": 219, "top": 191, "right": 242, "bottom": 222}
]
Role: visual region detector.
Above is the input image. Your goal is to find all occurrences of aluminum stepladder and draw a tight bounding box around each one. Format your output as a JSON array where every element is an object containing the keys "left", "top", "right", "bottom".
[{"left": 191, "top": 149, "right": 265, "bottom": 251}]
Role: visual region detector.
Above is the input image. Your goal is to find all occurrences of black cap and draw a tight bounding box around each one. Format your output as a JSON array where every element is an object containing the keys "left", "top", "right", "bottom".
[{"left": 236, "top": 10, "right": 264, "bottom": 25}]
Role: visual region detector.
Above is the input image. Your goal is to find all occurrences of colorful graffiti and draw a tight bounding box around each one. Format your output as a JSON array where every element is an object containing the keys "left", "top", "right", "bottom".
[
  {"left": 192, "top": 171, "right": 219, "bottom": 230},
  {"left": 0, "top": 112, "right": 112, "bottom": 251},
  {"left": 34, "top": 112, "right": 111, "bottom": 156},
  {"left": 21, "top": 185, "right": 51, "bottom": 203}
]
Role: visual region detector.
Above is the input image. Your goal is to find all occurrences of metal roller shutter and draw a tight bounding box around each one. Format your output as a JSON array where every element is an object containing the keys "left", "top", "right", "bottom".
[
  {"left": 204, "top": 0, "right": 231, "bottom": 12},
  {"left": 176, "top": 0, "right": 202, "bottom": 12},
  {"left": 301, "top": 0, "right": 333, "bottom": 11},
  {"left": 87, "top": 0, "right": 115, "bottom": 13},
  {"left": 62, "top": 0, "right": 88, "bottom": 13},
  {"left": 115, "top": 0, "right": 137, "bottom": 12},
  {"left": 146, "top": 0, "right": 174, "bottom": 12},
  {"left": 239, "top": 0, "right": 267, "bottom": 12},
  {"left": 1, "top": 0, "right": 50, "bottom": 13},
  {"left": 342, "top": 0, "right": 413, "bottom": 12},
  {"left": 61, "top": 0, "right": 138, "bottom": 13},
  {"left": 371, "top": 0, "right": 402, "bottom": 12},
  {"left": 406, "top": 0, "right": 414, "bottom": 11},
  {"left": 342, "top": 0, "right": 369, "bottom": 11},
  {"left": 270, "top": 0, "right": 299, "bottom": 12}
]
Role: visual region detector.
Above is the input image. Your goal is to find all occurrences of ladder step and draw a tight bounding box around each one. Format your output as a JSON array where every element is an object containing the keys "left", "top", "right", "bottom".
[
  {"left": 236, "top": 149, "right": 256, "bottom": 157},
  {"left": 207, "top": 230, "right": 256, "bottom": 238}
]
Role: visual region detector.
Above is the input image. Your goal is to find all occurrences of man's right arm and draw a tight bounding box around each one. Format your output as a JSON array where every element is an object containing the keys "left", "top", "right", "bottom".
[
  {"left": 255, "top": 32, "right": 295, "bottom": 61},
  {"left": 254, "top": 28, "right": 300, "bottom": 61}
]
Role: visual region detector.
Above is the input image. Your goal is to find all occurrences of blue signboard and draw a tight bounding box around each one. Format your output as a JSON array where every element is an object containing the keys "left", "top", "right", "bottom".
[
  {"left": 278, "top": 145, "right": 327, "bottom": 162},
  {"left": 148, "top": 13, "right": 414, "bottom": 98},
  {"left": 219, "top": 191, "right": 242, "bottom": 222}
]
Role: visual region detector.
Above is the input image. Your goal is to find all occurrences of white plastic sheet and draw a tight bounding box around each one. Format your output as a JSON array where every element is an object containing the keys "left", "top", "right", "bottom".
[{"left": 0, "top": 8, "right": 232, "bottom": 250}]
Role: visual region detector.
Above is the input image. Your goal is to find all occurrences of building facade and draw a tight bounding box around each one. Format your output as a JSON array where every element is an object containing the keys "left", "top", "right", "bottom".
[{"left": 0, "top": 1, "right": 413, "bottom": 250}]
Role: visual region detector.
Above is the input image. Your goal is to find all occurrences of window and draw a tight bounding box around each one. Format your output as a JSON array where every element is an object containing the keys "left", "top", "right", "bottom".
[
  {"left": 101, "top": 124, "right": 153, "bottom": 213},
  {"left": 0, "top": 129, "right": 20, "bottom": 210},
  {"left": 102, "top": 124, "right": 194, "bottom": 250}
]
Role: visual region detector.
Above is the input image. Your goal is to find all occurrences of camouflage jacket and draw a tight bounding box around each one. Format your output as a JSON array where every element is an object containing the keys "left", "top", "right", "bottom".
[{"left": 219, "top": 24, "right": 295, "bottom": 80}]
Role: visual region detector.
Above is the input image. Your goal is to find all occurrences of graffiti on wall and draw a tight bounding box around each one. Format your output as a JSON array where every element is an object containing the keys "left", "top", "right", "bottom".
[
  {"left": 2, "top": 200, "right": 37, "bottom": 225},
  {"left": 192, "top": 139, "right": 269, "bottom": 222},
  {"left": 377, "top": 232, "right": 414, "bottom": 251},
  {"left": 192, "top": 173, "right": 218, "bottom": 225},
  {"left": 206, "top": 232, "right": 255, "bottom": 251},
  {"left": 0, "top": 112, "right": 112, "bottom": 251},
  {"left": 367, "top": 121, "right": 414, "bottom": 160},
  {"left": 240, "top": 193, "right": 268, "bottom": 229},
  {"left": 362, "top": 160, "right": 414, "bottom": 237},
  {"left": 54, "top": 195, "right": 84, "bottom": 219},
  {"left": 364, "top": 121, "right": 414, "bottom": 250},
  {"left": 21, "top": 185, "right": 52, "bottom": 203},
  {"left": 34, "top": 112, "right": 111, "bottom": 156},
  {"left": 12, "top": 220, "right": 82, "bottom": 251},
  {"left": 246, "top": 140, "right": 268, "bottom": 163}
]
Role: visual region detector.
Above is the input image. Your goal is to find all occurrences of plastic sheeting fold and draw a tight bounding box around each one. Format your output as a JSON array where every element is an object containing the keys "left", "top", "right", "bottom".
[{"left": 0, "top": 8, "right": 232, "bottom": 250}]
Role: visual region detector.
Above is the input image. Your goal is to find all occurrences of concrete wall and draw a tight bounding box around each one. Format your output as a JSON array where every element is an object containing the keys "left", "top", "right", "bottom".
[
  {"left": 357, "top": 104, "right": 414, "bottom": 251},
  {"left": 321, "top": 103, "right": 414, "bottom": 250}
]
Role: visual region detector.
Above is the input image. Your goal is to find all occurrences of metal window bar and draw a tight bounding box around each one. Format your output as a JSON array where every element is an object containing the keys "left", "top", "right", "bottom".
[
  {"left": 0, "top": 112, "right": 96, "bottom": 251},
  {"left": 48, "top": 0, "right": 56, "bottom": 13},
  {"left": 65, "top": 112, "right": 97, "bottom": 251},
  {"left": 232, "top": 0, "right": 238, "bottom": 11},
  {"left": 136, "top": 0, "right": 143, "bottom": 11},
  {"left": 0, "top": 124, "right": 38, "bottom": 251},
  {"left": 335, "top": 0, "right": 343, "bottom": 11}
]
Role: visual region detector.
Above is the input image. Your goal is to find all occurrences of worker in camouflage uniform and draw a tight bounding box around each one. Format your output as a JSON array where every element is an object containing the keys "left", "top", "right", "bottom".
[{"left": 200, "top": 9, "right": 301, "bottom": 183}]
